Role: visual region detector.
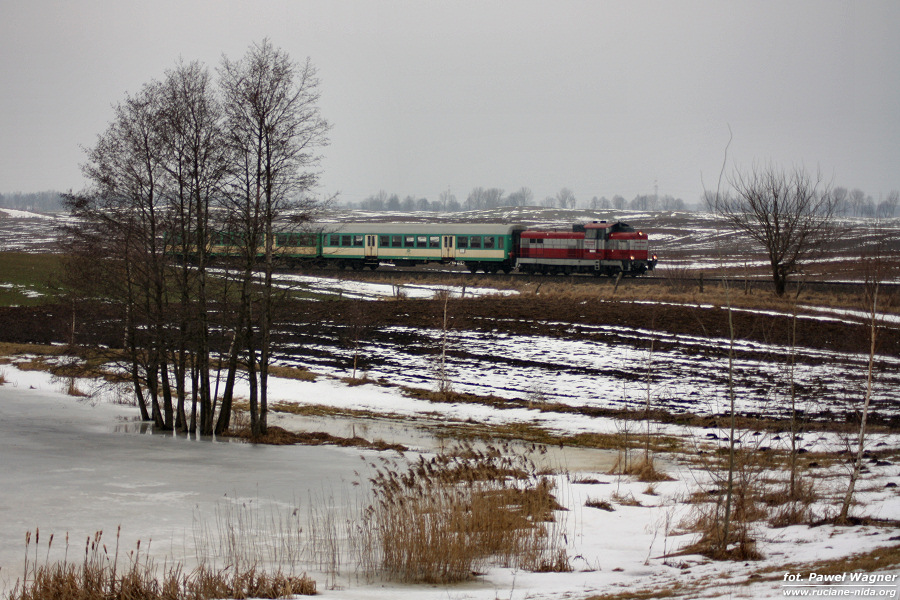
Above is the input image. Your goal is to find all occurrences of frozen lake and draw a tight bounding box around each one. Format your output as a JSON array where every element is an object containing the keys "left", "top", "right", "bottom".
[{"left": 0, "top": 384, "right": 367, "bottom": 592}]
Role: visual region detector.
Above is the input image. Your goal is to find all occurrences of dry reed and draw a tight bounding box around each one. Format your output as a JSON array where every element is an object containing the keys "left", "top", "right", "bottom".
[
  {"left": 9, "top": 527, "right": 316, "bottom": 600},
  {"left": 360, "top": 443, "right": 571, "bottom": 583}
]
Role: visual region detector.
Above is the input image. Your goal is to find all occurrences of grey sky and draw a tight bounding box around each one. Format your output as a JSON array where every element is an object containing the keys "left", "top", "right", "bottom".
[{"left": 1, "top": 1, "right": 898, "bottom": 204}]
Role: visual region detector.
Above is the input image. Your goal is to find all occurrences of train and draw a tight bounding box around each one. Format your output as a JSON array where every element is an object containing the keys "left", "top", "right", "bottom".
[{"left": 201, "top": 220, "right": 657, "bottom": 277}]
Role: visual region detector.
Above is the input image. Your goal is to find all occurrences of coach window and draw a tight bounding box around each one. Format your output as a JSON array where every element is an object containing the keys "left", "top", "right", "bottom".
[
  {"left": 390, "top": 235, "right": 401, "bottom": 247},
  {"left": 457, "top": 236, "right": 468, "bottom": 249},
  {"left": 429, "top": 236, "right": 440, "bottom": 248},
  {"left": 353, "top": 235, "right": 364, "bottom": 247},
  {"left": 470, "top": 236, "right": 482, "bottom": 249},
  {"left": 404, "top": 236, "right": 415, "bottom": 248},
  {"left": 483, "top": 236, "right": 495, "bottom": 249},
  {"left": 340, "top": 235, "right": 351, "bottom": 247},
  {"left": 379, "top": 235, "right": 389, "bottom": 246},
  {"left": 416, "top": 235, "right": 427, "bottom": 248}
]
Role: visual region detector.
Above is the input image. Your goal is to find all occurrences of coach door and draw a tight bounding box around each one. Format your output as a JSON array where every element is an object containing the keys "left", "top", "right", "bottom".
[
  {"left": 365, "top": 235, "right": 377, "bottom": 258},
  {"left": 442, "top": 235, "right": 455, "bottom": 259}
]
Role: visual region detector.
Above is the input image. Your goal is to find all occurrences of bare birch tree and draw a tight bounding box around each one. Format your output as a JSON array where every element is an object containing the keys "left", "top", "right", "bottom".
[
  {"left": 75, "top": 81, "right": 179, "bottom": 430},
  {"left": 216, "top": 39, "right": 330, "bottom": 437},
  {"left": 838, "top": 229, "right": 896, "bottom": 522},
  {"left": 156, "top": 60, "right": 227, "bottom": 435}
]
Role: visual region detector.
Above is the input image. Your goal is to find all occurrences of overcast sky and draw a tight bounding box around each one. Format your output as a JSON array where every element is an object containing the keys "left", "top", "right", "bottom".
[{"left": 2, "top": 1, "right": 898, "bottom": 204}]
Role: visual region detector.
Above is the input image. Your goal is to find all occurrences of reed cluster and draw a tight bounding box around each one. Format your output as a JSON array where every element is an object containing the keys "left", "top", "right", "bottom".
[
  {"left": 360, "top": 443, "right": 571, "bottom": 583},
  {"left": 8, "top": 528, "right": 315, "bottom": 600}
]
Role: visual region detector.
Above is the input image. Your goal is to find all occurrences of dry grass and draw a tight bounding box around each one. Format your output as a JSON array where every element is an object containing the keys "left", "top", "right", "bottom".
[
  {"left": 622, "top": 458, "right": 674, "bottom": 483},
  {"left": 9, "top": 528, "right": 316, "bottom": 600},
  {"left": 225, "top": 412, "right": 407, "bottom": 452},
  {"left": 0, "top": 342, "right": 66, "bottom": 357},
  {"left": 63, "top": 377, "right": 89, "bottom": 398},
  {"left": 360, "top": 443, "right": 571, "bottom": 583},
  {"left": 266, "top": 365, "right": 317, "bottom": 382},
  {"left": 762, "top": 476, "right": 820, "bottom": 528},
  {"left": 585, "top": 498, "right": 615, "bottom": 512},
  {"left": 611, "top": 491, "right": 643, "bottom": 507}
]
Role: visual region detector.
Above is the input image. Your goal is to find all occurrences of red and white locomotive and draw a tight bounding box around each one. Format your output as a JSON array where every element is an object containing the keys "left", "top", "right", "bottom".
[{"left": 517, "top": 221, "right": 657, "bottom": 277}]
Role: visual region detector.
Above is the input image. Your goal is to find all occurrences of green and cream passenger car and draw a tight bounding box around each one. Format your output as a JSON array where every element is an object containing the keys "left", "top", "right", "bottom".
[{"left": 313, "top": 223, "right": 526, "bottom": 272}]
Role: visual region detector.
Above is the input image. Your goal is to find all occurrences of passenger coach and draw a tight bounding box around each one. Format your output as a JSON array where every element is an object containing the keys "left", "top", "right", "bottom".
[{"left": 312, "top": 223, "right": 526, "bottom": 272}]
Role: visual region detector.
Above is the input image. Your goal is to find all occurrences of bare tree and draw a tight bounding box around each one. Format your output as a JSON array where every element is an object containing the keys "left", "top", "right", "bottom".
[
  {"left": 838, "top": 230, "right": 896, "bottom": 522},
  {"left": 555, "top": 187, "right": 576, "bottom": 209},
  {"left": 438, "top": 189, "right": 457, "bottom": 212},
  {"left": 72, "top": 64, "right": 230, "bottom": 434},
  {"left": 507, "top": 187, "right": 533, "bottom": 207},
  {"left": 710, "top": 165, "right": 837, "bottom": 296},
  {"left": 78, "top": 80, "right": 180, "bottom": 430},
  {"left": 156, "top": 60, "right": 227, "bottom": 435},
  {"left": 216, "top": 39, "right": 330, "bottom": 437}
]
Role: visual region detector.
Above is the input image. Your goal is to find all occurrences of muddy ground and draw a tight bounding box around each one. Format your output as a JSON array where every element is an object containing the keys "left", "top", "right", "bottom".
[
  {"left": 2, "top": 291, "right": 899, "bottom": 427},
  {"left": 2, "top": 293, "right": 895, "bottom": 359}
]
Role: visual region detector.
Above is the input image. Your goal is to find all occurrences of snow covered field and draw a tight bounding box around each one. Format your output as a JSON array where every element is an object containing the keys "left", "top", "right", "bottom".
[
  {"left": 1, "top": 359, "right": 899, "bottom": 600},
  {"left": 2, "top": 209, "right": 900, "bottom": 598},
  {"left": 270, "top": 288, "right": 900, "bottom": 423}
]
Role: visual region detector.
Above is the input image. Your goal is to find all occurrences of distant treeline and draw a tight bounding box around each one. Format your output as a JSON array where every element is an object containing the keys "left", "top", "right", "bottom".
[
  {"left": 347, "top": 187, "right": 693, "bottom": 212},
  {"left": 0, "top": 191, "right": 65, "bottom": 213},
  {"left": 3, "top": 185, "right": 895, "bottom": 218},
  {"left": 345, "top": 185, "right": 899, "bottom": 217}
]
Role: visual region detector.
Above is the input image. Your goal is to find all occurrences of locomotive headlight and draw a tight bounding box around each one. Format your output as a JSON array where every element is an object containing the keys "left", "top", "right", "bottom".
[{"left": 629, "top": 255, "right": 635, "bottom": 261}]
